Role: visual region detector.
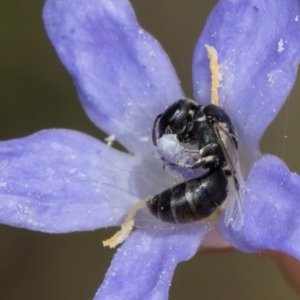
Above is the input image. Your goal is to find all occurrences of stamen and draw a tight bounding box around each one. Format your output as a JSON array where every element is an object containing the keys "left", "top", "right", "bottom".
[
  {"left": 205, "top": 45, "right": 220, "bottom": 107},
  {"left": 103, "top": 200, "right": 146, "bottom": 248}
]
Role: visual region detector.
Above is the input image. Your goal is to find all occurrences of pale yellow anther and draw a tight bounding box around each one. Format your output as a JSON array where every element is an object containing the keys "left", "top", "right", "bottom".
[
  {"left": 205, "top": 45, "right": 220, "bottom": 107},
  {"left": 103, "top": 200, "right": 146, "bottom": 248}
]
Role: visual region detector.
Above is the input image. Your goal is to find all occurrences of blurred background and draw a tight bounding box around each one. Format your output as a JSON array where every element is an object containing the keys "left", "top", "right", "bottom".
[{"left": 1, "top": 1, "right": 299, "bottom": 299}]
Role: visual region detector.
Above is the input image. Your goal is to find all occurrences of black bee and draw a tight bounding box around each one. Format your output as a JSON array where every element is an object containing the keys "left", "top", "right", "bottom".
[{"left": 147, "top": 98, "right": 244, "bottom": 230}]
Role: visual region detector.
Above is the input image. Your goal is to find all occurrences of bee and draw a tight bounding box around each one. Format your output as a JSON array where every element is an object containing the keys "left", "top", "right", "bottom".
[{"left": 147, "top": 98, "right": 244, "bottom": 230}]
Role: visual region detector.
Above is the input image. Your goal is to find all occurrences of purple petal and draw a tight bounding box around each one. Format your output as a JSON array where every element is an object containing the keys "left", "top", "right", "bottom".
[
  {"left": 0, "top": 129, "right": 167, "bottom": 232},
  {"left": 219, "top": 155, "right": 300, "bottom": 261},
  {"left": 193, "top": 0, "right": 300, "bottom": 156},
  {"left": 95, "top": 224, "right": 210, "bottom": 300},
  {"left": 43, "top": 0, "right": 183, "bottom": 156}
]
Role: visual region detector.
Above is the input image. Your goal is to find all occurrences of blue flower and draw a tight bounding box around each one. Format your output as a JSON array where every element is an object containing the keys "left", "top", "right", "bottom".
[{"left": 0, "top": 0, "right": 300, "bottom": 299}]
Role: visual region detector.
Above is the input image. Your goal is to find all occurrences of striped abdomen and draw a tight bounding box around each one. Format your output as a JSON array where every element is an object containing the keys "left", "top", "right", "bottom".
[{"left": 146, "top": 167, "right": 228, "bottom": 223}]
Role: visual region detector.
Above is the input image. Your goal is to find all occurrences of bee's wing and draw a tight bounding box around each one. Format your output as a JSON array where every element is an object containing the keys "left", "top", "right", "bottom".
[{"left": 214, "top": 122, "right": 245, "bottom": 231}]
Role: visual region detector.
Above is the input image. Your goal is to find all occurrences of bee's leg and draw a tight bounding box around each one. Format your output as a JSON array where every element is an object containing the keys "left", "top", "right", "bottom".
[
  {"left": 183, "top": 143, "right": 218, "bottom": 157},
  {"left": 199, "top": 143, "right": 219, "bottom": 156},
  {"left": 166, "top": 155, "right": 215, "bottom": 169},
  {"left": 166, "top": 143, "right": 219, "bottom": 170}
]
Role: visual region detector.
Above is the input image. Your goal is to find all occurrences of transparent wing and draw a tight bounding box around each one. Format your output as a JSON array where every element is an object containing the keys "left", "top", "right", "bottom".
[{"left": 214, "top": 122, "right": 245, "bottom": 231}]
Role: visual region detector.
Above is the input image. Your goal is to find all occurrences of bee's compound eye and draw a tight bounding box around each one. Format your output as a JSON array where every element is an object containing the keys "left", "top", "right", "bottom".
[{"left": 158, "top": 99, "right": 194, "bottom": 136}]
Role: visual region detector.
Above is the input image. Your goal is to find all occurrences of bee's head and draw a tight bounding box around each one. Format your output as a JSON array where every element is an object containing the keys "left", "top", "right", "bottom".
[{"left": 152, "top": 99, "right": 198, "bottom": 145}]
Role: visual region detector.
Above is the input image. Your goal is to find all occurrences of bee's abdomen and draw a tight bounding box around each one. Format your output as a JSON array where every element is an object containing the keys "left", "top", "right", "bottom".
[{"left": 146, "top": 167, "right": 228, "bottom": 224}]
